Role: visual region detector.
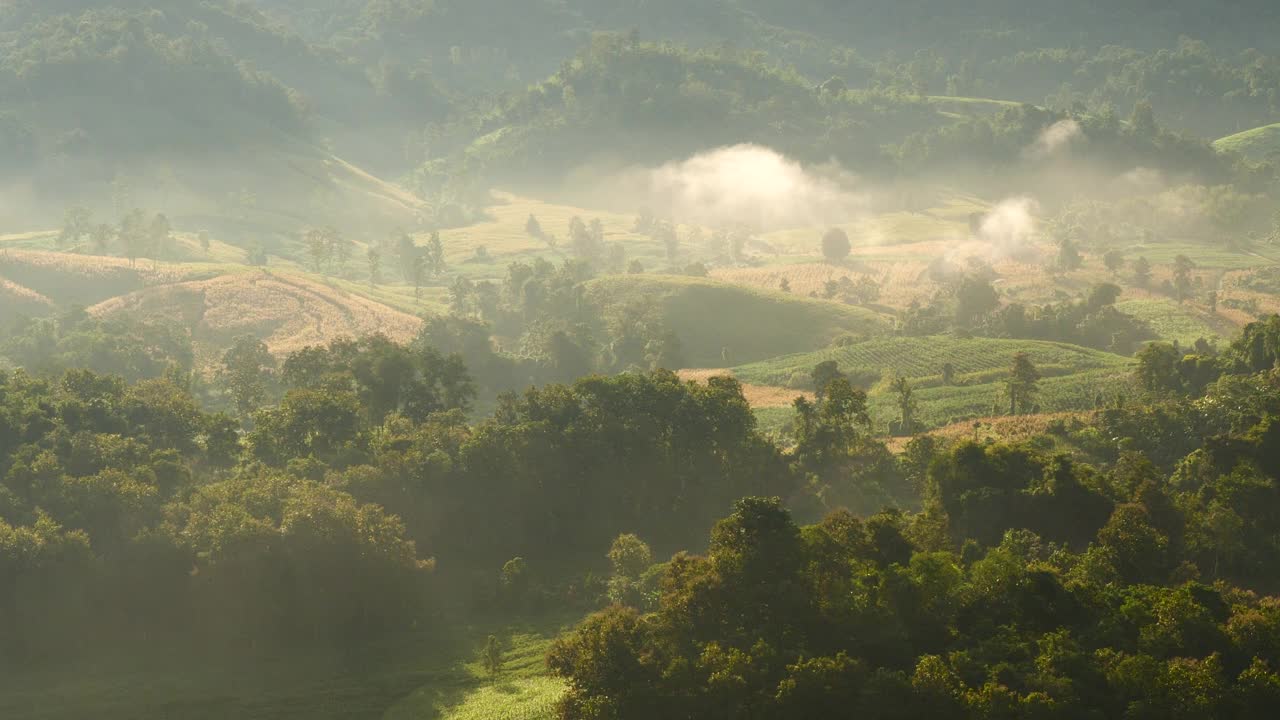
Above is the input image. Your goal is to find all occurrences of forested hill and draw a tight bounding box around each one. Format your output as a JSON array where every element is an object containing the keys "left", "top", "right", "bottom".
[{"left": 6, "top": 0, "right": 1280, "bottom": 231}]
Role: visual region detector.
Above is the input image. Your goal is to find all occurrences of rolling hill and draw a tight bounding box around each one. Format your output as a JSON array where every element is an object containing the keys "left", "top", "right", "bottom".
[{"left": 586, "top": 274, "right": 888, "bottom": 367}]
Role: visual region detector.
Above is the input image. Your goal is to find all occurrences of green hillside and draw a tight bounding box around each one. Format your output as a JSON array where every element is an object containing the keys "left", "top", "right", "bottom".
[
  {"left": 1214, "top": 123, "right": 1280, "bottom": 161},
  {"left": 586, "top": 274, "right": 888, "bottom": 367}
]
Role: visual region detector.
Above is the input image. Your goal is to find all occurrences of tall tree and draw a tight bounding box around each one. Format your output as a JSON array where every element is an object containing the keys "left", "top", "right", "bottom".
[
  {"left": 367, "top": 246, "right": 382, "bottom": 287},
  {"left": 1132, "top": 256, "right": 1152, "bottom": 288},
  {"left": 396, "top": 230, "right": 418, "bottom": 282},
  {"left": 119, "top": 209, "right": 148, "bottom": 267},
  {"left": 425, "top": 231, "right": 446, "bottom": 279},
  {"left": 1006, "top": 351, "right": 1040, "bottom": 415},
  {"left": 149, "top": 213, "right": 173, "bottom": 265},
  {"left": 892, "top": 375, "right": 918, "bottom": 435},
  {"left": 220, "top": 335, "right": 277, "bottom": 420},
  {"left": 1173, "top": 255, "right": 1196, "bottom": 302}
]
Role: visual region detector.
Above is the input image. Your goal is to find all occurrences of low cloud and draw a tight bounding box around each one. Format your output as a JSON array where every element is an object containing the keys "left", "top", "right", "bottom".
[
  {"left": 1024, "top": 119, "right": 1082, "bottom": 159},
  {"left": 641, "top": 144, "right": 868, "bottom": 230}
]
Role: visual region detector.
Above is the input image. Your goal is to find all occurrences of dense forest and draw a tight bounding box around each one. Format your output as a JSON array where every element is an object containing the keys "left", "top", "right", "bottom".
[{"left": 8, "top": 1, "right": 1280, "bottom": 718}]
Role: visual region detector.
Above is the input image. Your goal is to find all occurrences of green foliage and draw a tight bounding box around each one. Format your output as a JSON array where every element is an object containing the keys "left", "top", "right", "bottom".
[{"left": 2, "top": 308, "right": 193, "bottom": 382}]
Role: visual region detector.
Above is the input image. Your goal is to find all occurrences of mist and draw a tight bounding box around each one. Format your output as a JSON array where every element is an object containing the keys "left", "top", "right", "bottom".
[{"left": 625, "top": 144, "right": 870, "bottom": 231}]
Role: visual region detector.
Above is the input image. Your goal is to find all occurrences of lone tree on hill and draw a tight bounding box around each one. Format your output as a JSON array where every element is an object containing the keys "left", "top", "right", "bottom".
[
  {"left": 822, "top": 228, "right": 851, "bottom": 263},
  {"left": 482, "top": 635, "right": 503, "bottom": 676},
  {"left": 1006, "top": 351, "right": 1041, "bottom": 415},
  {"left": 892, "top": 375, "right": 918, "bottom": 435}
]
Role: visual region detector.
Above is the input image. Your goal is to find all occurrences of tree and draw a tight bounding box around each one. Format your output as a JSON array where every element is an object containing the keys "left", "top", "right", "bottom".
[
  {"left": 411, "top": 255, "right": 427, "bottom": 303},
  {"left": 955, "top": 276, "right": 999, "bottom": 326},
  {"left": 1133, "top": 256, "right": 1152, "bottom": 288},
  {"left": 305, "top": 228, "right": 330, "bottom": 272},
  {"left": 1173, "top": 255, "right": 1196, "bottom": 302},
  {"left": 220, "top": 336, "right": 276, "bottom": 420},
  {"left": 1104, "top": 249, "right": 1125, "bottom": 275},
  {"left": 482, "top": 635, "right": 504, "bottom": 676},
  {"left": 569, "top": 216, "right": 601, "bottom": 265},
  {"left": 525, "top": 214, "right": 543, "bottom": 238},
  {"left": 850, "top": 276, "right": 880, "bottom": 305},
  {"left": 329, "top": 228, "right": 351, "bottom": 273},
  {"left": 119, "top": 209, "right": 148, "bottom": 267},
  {"left": 59, "top": 207, "right": 92, "bottom": 249},
  {"left": 607, "top": 534, "right": 654, "bottom": 606},
  {"left": 90, "top": 223, "right": 115, "bottom": 254},
  {"left": 366, "top": 246, "right": 381, "bottom": 286},
  {"left": 1056, "top": 237, "right": 1083, "bottom": 273},
  {"left": 396, "top": 230, "right": 417, "bottom": 282},
  {"left": 821, "top": 228, "right": 851, "bottom": 263},
  {"left": 1087, "top": 282, "right": 1123, "bottom": 311},
  {"left": 892, "top": 375, "right": 918, "bottom": 435},
  {"left": 149, "top": 213, "right": 174, "bottom": 265},
  {"left": 658, "top": 223, "right": 680, "bottom": 265},
  {"left": 1135, "top": 342, "right": 1183, "bottom": 393},
  {"left": 812, "top": 360, "right": 846, "bottom": 401},
  {"left": 425, "top": 231, "right": 446, "bottom": 278},
  {"left": 1006, "top": 352, "right": 1040, "bottom": 414}
]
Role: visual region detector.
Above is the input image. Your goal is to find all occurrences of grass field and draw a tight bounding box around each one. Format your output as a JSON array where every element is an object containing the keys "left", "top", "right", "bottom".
[
  {"left": 0, "top": 613, "right": 574, "bottom": 720},
  {"left": 587, "top": 274, "right": 888, "bottom": 366}
]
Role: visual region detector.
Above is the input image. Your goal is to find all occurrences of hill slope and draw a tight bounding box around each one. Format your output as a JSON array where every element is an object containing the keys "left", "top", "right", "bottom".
[
  {"left": 1214, "top": 123, "right": 1280, "bottom": 161},
  {"left": 586, "top": 274, "right": 887, "bottom": 367}
]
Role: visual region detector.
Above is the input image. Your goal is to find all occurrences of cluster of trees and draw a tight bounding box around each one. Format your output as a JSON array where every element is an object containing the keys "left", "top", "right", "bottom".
[
  {"left": 59, "top": 206, "right": 178, "bottom": 267},
  {"left": 1135, "top": 315, "right": 1280, "bottom": 397},
  {"left": 899, "top": 274, "right": 1155, "bottom": 355},
  {"left": 550, "top": 350, "right": 1280, "bottom": 718}
]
